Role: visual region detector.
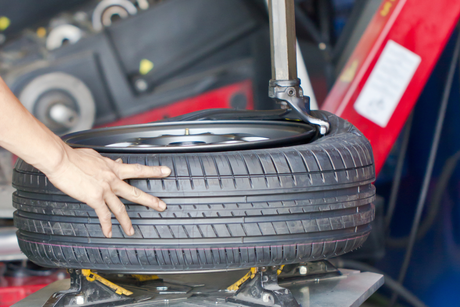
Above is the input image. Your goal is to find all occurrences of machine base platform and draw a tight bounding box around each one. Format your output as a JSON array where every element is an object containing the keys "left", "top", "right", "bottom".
[{"left": 13, "top": 268, "right": 383, "bottom": 307}]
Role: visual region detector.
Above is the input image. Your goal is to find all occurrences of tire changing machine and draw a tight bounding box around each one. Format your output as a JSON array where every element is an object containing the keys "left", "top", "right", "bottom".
[
  {"left": 13, "top": 1, "right": 383, "bottom": 306},
  {"left": 14, "top": 262, "right": 383, "bottom": 307}
]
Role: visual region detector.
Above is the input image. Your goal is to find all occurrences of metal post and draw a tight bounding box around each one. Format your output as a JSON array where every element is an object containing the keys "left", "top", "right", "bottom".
[
  {"left": 267, "top": 0, "right": 330, "bottom": 134},
  {"left": 268, "top": 0, "right": 298, "bottom": 81}
]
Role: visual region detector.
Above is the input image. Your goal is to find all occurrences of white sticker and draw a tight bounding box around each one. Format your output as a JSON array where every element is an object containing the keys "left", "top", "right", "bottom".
[{"left": 354, "top": 40, "right": 421, "bottom": 127}]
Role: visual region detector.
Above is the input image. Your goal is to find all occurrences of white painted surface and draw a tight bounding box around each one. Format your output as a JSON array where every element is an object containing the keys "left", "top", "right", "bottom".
[{"left": 354, "top": 40, "right": 421, "bottom": 127}]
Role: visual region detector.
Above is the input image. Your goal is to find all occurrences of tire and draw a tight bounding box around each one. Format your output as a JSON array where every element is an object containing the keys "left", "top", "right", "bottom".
[{"left": 12, "top": 111, "right": 375, "bottom": 272}]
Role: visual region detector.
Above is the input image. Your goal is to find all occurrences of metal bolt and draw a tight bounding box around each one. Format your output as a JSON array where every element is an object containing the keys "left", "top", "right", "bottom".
[
  {"left": 287, "top": 87, "right": 296, "bottom": 96},
  {"left": 263, "top": 293, "right": 274, "bottom": 304},
  {"left": 75, "top": 295, "right": 85, "bottom": 305},
  {"left": 157, "top": 286, "right": 168, "bottom": 291},
  {"left": 260, "top": 266, "right": 267, "bottom": 272},
  {"left": 299, "top": 266, "right": 307, "bottom": 275},
  {"left": 135, "top": 78, "right": 148, "bottom": 92},
  {"left": 137, "top": 0, "right": 149, "bottom": 10},
  {"left": 49, "top": 104, "right": 79, "bottom": 127},
  {"left": 319, "top": 42, "right": 327, "bottom": 50}
]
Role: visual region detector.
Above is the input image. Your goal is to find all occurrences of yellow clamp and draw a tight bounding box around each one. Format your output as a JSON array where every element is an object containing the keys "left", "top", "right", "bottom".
[
  {"left": 227, "top": 267, "right": 258, "bottom": 291},
  {"left": 131, "top": 274, "right": 160, "bottom": 282},
  {"left": 277, "top": 265, "right": 285, "bottom": 275},
  {"left": 81, "top": 269, "right": 133, "bottom": 296},
  {"left": 227, "top": 265, "right": 285, "bottom": 291}
]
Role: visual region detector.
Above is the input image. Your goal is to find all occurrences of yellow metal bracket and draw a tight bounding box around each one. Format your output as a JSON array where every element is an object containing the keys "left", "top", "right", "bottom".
[
  {"left": 277, "top": 265, "right": 285, "bottom": 275},
  {"left": 81, "top": 269, "right": 133, "bottom": 296},
  {"left": 227, "top": 265, "right": 285, "bottom": 291},
  {"left": 227, "top": 267, "right": 258, "bottom": 291},
  {"left": 131, "top": 274, "right": 160, "bottom": 282}
]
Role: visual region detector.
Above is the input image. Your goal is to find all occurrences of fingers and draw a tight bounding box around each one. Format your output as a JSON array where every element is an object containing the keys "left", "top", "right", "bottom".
[
  {"left": 105, "top": 193, "right": 134, "bottom": 236},
  {"left": 93, "top": 197, "right": 134, "bottom": 237},
  {"left": 91, "top": 157, "right": 170, "bottom": 238},
  {"left": 112, "top": 180, "right": 167, "bottom": 212},
  {"left": 112, "top": 160, "right": 171, "bottom": 180},
  {"left": 93, "top": 205, "right": 113, "bottom": 238}
]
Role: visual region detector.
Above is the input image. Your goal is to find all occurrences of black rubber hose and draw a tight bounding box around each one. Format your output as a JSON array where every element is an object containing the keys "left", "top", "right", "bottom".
[
  {"left": 389, "top": 28, "right": 460, "bottom": 307},
  {"left": 387, "top": 150, "right": 460, "bottom": 248},
  {"left": 332, "top": 259, "right": 428, "bottom": 307},
  {"left": 384, "top": 112, "right": 414, "bottom": 231}
]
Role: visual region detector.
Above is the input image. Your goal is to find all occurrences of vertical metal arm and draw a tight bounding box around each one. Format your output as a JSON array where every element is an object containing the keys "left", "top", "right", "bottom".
[
  {"left": 267, "top": 0, "right": 329, "bottom": 134},
  {"left": 268, "top": 0, "right": 298, "bottom": 80}
]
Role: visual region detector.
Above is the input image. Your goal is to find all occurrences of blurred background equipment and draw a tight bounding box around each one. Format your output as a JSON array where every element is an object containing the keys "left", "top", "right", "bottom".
[
  {"left": 2, "top": 0, "right": 270, "bottom": 136},
  {"left": 1, "top": 0, "right": 460, "bottom": 306}
]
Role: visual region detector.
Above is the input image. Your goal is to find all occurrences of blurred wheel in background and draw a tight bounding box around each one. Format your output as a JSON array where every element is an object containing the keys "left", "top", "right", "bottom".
[
  {"left": 92, "top": 0, "right": 138, "bottom": 31},
  {"left": 18, "top": 72, "right": 96, "bottom": 135},
  {"left": 46, "top": 24, "right": 84, "bottom": 50}
]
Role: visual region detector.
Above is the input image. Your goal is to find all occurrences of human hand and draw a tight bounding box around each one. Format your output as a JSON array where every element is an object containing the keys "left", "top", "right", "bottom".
[
  {"left": 45, "top": 146, "right": 171, "bottom": 238},
  {"left": 0, "top": 77, "right": 171, "bottom": 238}
]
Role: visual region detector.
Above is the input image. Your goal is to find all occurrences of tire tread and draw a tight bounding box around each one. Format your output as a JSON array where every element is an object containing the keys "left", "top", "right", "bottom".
[{"left": 13, "top": 111, "right": 376, "bottom": 271}]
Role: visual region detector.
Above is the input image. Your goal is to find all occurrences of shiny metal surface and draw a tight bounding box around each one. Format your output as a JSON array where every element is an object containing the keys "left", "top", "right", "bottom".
[
  {"left": 49, "top": 103, "right": 80, "bottom": 128},
  {"left": 101, "top": 6, "right": 130, "bottom": 27},
  {"left": 268, "top": 0, "right": 297, "bottom": 81},
  {"left": 92, "top": 0, "right": 137, "bottom": 31},
  {"left": 46, "top": 24, "right": 83, "bottom": 50},
  {"left": 267, "top": 0, "right": 329, "bottom": 134},
  {"left": 268, "top": 79, "right": 330, "bottom": 135},
  {"left": 263, "top": 0, "right": 318, "bottom": 109},
  {"left": 63, "top": 120, "right": 317, "bottom": 153},
  {"left": 104, "top": 133, "right": 269, "bottom": 148},
  {"left": 287, "top": 269, "right": 384, "bottom": 307},
  {"left": 13, "top": 269, "right": 383, "bottom": 307},
  {"left": 99, "top": 268, "right": 246, "bottom": 275}
]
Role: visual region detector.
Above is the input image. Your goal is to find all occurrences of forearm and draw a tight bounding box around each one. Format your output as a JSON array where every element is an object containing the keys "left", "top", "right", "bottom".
[
  {"left": 0, "top": 77, "right": 67, "bottom": 175},
  {"left": 0, "top": 77, "right": 170, "bottom": 237}
]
